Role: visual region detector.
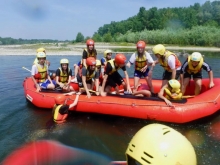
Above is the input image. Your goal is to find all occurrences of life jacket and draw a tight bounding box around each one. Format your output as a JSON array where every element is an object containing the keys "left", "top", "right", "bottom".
[
  {"left": 105, "top": 59, "right": 120, "bottom": 75},
  {"left": 187, "top": 57, "right": 203, "bottom": 74},
  {"left": 84, "top": 48, "right": 96, "bottom": 58},
  {"left": 53, "top": 105, "right": 68, "bottom": 123},
  {"left": 58, "top": 67, "right": 70, "bottom": 83},
  {"left": 164, "top": 87, "right": 182, "bottom": 100},
  {"left": 79, "top": 68, "right": 96, "bottom": 81},
  {"left": 158, "top": 51, "right": 181, "bottom": 72},
  {"left": 135, "top": 51, "right": 147, "bottom": 71},
  {"left": 34, "top": 64, "right": 48, "bottom": 83}
]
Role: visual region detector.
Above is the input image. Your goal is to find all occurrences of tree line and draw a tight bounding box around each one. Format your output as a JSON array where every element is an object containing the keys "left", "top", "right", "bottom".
[
  {"left": 0, "top": 37, "right": 61, "bottom": 45},
  {"left": 75, "top": 0, "right": 220, "bottom": 47}
]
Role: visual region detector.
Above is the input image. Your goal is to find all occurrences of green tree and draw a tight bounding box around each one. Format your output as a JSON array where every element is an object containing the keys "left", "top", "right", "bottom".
[
  {"left": 75, "top": 32, "right": 84, "bottom": 42},
  {"left": 103, "top": 33, "right": 112, "bottom": 42}
]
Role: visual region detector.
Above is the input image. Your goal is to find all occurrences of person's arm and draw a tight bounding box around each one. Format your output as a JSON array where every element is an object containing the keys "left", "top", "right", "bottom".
[
  {"left": 158, "top": 85, "right": 174, "bottom": 107},
  {"left": 127, "top": 53, "right": 135, "bottom": 68},
  {"left": 168, "top": 55, "right": 177, "bottom": 79},
  {"left": 171, "top": 69, "right": 176, "bottom": 79},
  {"left": 55, "top": 69, "right": 64, "bottom": 88},
  {"left": 82, "top": 50, "right": 87, "bottom": 67},
  {"left": 69, "top": 93, "right": 80, "bottom": 109},
  {"left": 208, "top": 70, "right": 214, "bottom": 88},
  {"left": 31, "top": 65, "right": 41, "bottom": 92},
  {"left": 82, "top": 75, "right": 91, "bottom": 98},
  {"left": 101, "top": 74, "right": 108, "bottom": 96},
  {"left": 95, "top": 78, "right": 99, "bottom": 95},
  {"left": 124, "top": 71, "right": 132, "bottom": 93}
]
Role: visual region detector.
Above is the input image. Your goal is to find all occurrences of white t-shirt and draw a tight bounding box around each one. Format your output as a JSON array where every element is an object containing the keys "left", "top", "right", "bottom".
[
  {"left": 167, "top": 55, "right": 181, "bottom": 70},
  {"left": 129, "top": 52, "right": 154, "bottom": 65},
  {"left": 31, "top": 64, "right": 48, "bottom": 76}
]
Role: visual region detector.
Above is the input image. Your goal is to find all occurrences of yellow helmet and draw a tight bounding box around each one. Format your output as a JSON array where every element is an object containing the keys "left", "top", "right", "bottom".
[
  {"left": 152, "top": 44, "right": 166, "bottom": 55},
  {"left": 37, "top": 52, "right": 46, "bottom": 58},
  {"left": 96, "top": 60, "right": 101, "bottom": 66},
  {"left": 168, "top": 79, "right": 180, "bottom": 90},
  {"left": 104, "top": 49, "right": 112, "bottom": 57},
  {"left": 36, "top": 47, "right": 46, "bottom": 53},
  {"left": 190, "top": 52, "right": 202, "bottom": 62},
  {"left": 60, "top": 58, "right": 69, "bottom": 64},
  {"left": 126, "top": 124, "right": 197, "bottom": 165}
]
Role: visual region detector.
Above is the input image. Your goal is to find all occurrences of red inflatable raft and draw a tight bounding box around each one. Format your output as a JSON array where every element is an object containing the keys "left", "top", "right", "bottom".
[{"left": 23, "top": 77, "right": 220, "bottom": 123}]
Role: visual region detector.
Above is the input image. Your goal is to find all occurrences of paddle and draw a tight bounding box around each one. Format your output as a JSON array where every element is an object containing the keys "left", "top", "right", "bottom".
[{"left": 22, "top": 66, "right": 31, "bottom": 72}]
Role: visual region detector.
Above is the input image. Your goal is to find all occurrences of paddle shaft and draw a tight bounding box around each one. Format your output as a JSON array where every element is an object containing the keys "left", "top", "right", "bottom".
[{"left": 22, "top": 67, "right": 31, "bottom": 72}]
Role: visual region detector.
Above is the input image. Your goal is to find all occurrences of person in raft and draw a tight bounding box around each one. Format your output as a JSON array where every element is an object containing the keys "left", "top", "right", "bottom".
[
  {"left": 33, "top": 48, "right": 50, "bottom": 67},
  {"left": 33, "top": 48, "right": 56, "bottom": 80},
  {"left": 53, "top": 92, "right": 81, "bottom": 124},
  {"left": 158, "top": 79, "right": 194, "bottom": 107},
  {"left": 91, "top": 60, "right": 103, "bottom": 92},
  {"left": 76, "top": 57, "right": 100, "bottom": 98},
  {"left": 31, "top": 52, "right": 56, "bottom": 92},
  {"left": 55, "top": 58, "right": 74, "bottom": 92},
  {"left": 180, "top": 52, "right": 214, "bottom": 96},
  {"left": 152, "top": 44, "right": 181, "bottom": 88},
  {"left": 126, "top": 40, "right": 155, "bottom": 97},
  {"left": 72, "top": 39, "right": 97, "bottom": 83},
  {"left": 101, "top": 49, "right": 112, "bottom": 66},
  {"left": 101, "top": 53, "right": 132, "bottom": 96}
]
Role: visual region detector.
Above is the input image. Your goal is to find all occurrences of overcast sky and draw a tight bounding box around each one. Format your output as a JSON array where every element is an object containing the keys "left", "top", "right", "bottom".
[{"left": 0, "top": 0, "right": 209, "bottom": 40}]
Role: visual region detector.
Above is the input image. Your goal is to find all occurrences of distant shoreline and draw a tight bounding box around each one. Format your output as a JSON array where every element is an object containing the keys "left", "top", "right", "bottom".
[{"left": 0, "top": 43, "right": 220, "bottom": 55}]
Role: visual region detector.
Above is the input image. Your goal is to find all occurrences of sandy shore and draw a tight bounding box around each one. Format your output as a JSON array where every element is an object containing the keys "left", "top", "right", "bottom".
[{"left": 0, "top": 43, "right": 220, "bottom": 55}]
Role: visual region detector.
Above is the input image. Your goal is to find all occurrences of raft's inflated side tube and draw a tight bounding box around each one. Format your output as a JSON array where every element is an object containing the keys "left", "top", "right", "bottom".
[{"left": 1, "top": 140, "right": 111, "bottom": 165}]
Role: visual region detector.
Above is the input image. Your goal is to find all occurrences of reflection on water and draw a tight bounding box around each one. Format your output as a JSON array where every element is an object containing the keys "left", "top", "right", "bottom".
[{"left": 0, "top": 53, "right": 220, "bottom": 164}]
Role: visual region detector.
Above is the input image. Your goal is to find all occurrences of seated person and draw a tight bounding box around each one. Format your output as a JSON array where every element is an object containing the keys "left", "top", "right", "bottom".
[
  {"left": 101, "top": 49, "right": 112, "bottom": 66},
  {"left": 72, "top": 60, "right": 83, "bottom": 83},
  {"left": 158, "top": 79, "right": 193, "bottom": 107},
  {"left": 31, "top": 52, "right": 56, "bottom": 92},
  {"left": 76, "top": 57, "right": 99, "bottom": 98},
  {"left": 101, "top": 54, "right": 132, "bottom": 96},
  {"left": 180, "top": 52, "right": 214, "bottom": 96},
  {"left": 33, "top": 48, "right": 50, "bottom": 67},
  {"left": 55, "top": 58, "right": 74, "bottom": 92},
  {"left": 91, "top": 60, "right": 103, "bottom": 91}
]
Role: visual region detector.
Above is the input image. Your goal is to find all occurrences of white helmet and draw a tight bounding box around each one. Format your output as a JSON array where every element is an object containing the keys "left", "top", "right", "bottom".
[
  {"left": 190, "top": 52, "right": 202, "bottom": 62},
  {"left": 104, "top": 49, "right": 112, "bottom": 57},
  {"left": 60, "top": 58, "right": 69, "bottom": 64},
  {"left": 126, "top": 124, "right": 197, "bottom": 165},
  {"left": 37, "top": 52, "right": 46, "bottom": 58}
]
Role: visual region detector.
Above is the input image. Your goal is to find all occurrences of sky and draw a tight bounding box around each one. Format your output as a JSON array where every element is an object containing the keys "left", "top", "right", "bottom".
[{"left": 0, "top": 0, "right": 209, "bottom": 41}]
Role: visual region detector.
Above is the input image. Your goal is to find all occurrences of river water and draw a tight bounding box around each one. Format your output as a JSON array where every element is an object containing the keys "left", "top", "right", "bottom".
[{"left": 0, "top": 52, "right": 220, "bottom": 164}]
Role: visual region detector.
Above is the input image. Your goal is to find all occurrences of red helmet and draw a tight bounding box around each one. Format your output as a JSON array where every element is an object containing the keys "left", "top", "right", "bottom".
[
  {"left": 115, "top": 54, "right": 126, "bottom": 65},
  {"left": 137, "top": 40, "right": 146, "bottom": 48},
  {"left": 86, "top": 57, "right": 96, "bottom": 66},
  {"left": 86, "top": 39, "right": 94, "bottom": 46},
  {"left": 55, "top": 95, "right": 66, "bottom": 105}
]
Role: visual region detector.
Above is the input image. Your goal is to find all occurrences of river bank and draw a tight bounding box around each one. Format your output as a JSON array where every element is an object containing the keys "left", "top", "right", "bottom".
[{"left": 0, "top": 43, "right": 220, "bottom": 55}]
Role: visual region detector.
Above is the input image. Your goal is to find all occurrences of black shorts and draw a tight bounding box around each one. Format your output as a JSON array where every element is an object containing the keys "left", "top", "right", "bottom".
[
  {"left": 77, "top": 74, "right": 92, "bottom": 88},
  {"left": 162, "top": 70, "right": 181, "bottom": 80},
  {"left": 183, "top": 71, "right": 202, "bottom": 79},
  {"left": 106, "top": 72, "right": 124, "bottom": 88}
]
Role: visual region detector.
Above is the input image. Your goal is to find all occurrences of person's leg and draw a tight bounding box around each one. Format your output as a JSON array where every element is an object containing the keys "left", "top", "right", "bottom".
[
  {"left": 133, "top": 90, "right": 151, "bottom": 97},
  {"left": 182, "top": 78, "right": 190, "bottom": 95},
  {"left": 194, "top": 78, "right": 202, "bottom": 95},
  {"left": 134, "top": 77, "right": 140, "bottom": 92},
  {"left": 72, "top": 64, "right": 79, "bottom": 82}
]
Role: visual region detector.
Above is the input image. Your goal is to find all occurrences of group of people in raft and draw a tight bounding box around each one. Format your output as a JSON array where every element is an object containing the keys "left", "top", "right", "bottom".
[{"left": 31, "top": 39, "right": 214, "bottom": 123}]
